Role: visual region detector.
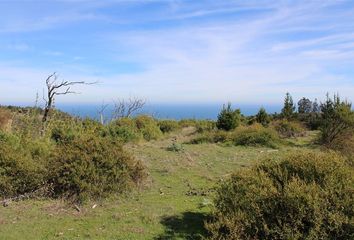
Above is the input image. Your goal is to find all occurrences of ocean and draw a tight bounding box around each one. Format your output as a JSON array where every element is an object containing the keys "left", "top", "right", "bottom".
[{"left": 56, "top": 103, "right": 282, "bottom": 120}]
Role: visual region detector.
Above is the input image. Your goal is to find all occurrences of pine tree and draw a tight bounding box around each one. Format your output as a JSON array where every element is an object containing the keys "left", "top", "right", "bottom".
[
  {"left": 256, "top": 107, "right": 270, "bottom": 126},
  {"left": 281, "top": 92, "right": 295, "bottom": 119},
  {"left": 298, "top": 97, "right": 312, "bottom": 114},
  {"left": 216, "top": 103, "right": 241, "bottom": 131}
]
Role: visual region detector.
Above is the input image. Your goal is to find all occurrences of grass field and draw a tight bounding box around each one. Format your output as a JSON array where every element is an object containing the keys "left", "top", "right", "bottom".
[{"left": 0, "top": 128, "right": 318, "bottom": 239}]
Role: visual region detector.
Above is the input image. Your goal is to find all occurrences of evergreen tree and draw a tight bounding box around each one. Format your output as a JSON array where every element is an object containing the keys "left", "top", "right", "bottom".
[
  {"left": 312, "top": 98, "right": 320, "bottom": 113},
  {"left": 256, "top": 107, "right": 270, "bottom": 126},
  {"left": 297, "top": 97, "right": 312, "bottom": 114},
  {"left": 320, "top": 93, "right": 354, "bottom": 145},
  {"left": 216, "top": 103, "right": 241, "bottom": 131},
  {"left": 281, "top": 92, "right": 295, "bottom": 119}
]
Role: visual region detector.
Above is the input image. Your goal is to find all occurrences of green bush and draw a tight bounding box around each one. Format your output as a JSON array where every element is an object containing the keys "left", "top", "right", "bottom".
[
  {"left": 319, "top": 94, "right": 354, "bottom": 146},
  {"left": 216, "top": 103, "right": 241, "bottom": 131},
  {"left": 196, "top": 120, "right": 216, "bottom": 133},
  {"left": 47, "top": 134, "right": 146, "bottom": 201},
  {"left": 0, "top": 132, "right": 47, "bottom": 197},
  {"left": 206, "top": 151, "right": 354, "bottom": 240},
  {"left": 166, "top": 142, "right": 184, "bottom": 152},
  {"left": 107, "top": 118, "right": 142, "bottom": 143},
  {"left": 189, "top": 131, "right": 230, "bottom": 144},
  {"left": 158, "top": 120, "right": 180, "bottom": 133},
  {"left": 135, "top": 115, "right": 162, "bottom": 141},
  {"left": 232, "top": 124, "right": 280, "bottom": 148},
  {"left": 272, "top": 119, "right": 306, "bottom": 138},
  {"left": 255, "top": 107, "right": 270, "bottom": 126}
]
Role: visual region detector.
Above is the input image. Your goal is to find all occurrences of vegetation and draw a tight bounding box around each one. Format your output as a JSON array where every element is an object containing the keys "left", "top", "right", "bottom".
[
  {"left": 158, "top": 119, "right": 180, "bottom": 133},
  {"left": 255, "top": 107, "right": 270, "bottom": 126},
  {"left": 272, "top": 119, "right": 306, "bottom": 138},
  {"left": 281, "top": 92, "right": 296, "bottom": 119},
  {"left": 1, "top": 91, "right": 353, "bottom": 239},
  {"left": 319, "top": 94, "right": 354, "bottom": 146},
  {"left": 216, "top": 103, "right": 241, "bottom": 131},
  {"left": 231, "top": 124, "right": 280, "bottom": 148},
  {"left": 206, "top": 151, "right": 354, "bottom": 240}
]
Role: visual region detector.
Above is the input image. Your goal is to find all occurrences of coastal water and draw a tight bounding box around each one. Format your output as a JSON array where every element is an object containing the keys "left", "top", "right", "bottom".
[{"left": 56, "top": 103, "right": 282, "bottom": 120}]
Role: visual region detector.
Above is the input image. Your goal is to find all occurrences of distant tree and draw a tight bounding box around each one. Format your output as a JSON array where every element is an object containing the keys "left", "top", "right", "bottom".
[
  {"left": 255, "top": 107, "right": 270, "bottom": 126},
  {"left": 112, "top": 97, "right": 146, "bottom": 120},
  {"left": 319, "top": 93, "right": 354, "bottom": 145},
  {"left": 312, "top": 98, "right": 320, "bottom": 113},
  {"left": 216, "top": 103, "right": 241, "bottom": 131},
  {"left": 42, "top": 72, "right": 95, "bottom": 122},
  {"left": 297, "top": 97, "right": 312, "bottom": 114},
  {"left": 281, "top": 92, "right": 296, "bottom": 119}
]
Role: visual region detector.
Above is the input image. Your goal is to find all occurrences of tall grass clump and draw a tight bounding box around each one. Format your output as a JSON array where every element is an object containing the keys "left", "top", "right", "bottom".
[{"left": 206, "top": 150, "right": 354, "bottom": 240}]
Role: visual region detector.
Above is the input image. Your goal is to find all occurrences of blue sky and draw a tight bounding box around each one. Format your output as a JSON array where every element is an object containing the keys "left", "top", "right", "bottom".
[{"left": 0, "top": 0, "right": 354, "bottom": 105}]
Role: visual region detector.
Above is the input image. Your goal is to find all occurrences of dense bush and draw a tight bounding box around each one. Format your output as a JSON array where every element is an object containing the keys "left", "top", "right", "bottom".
[
  {"left": 232, "top": 124, "right": 279, "bottom": 148},
  {"left": 135, "top": 115, "right": 162, "bottom": 140},
  {"left": 0, "top": 132, "right": 47, "bottom": 197},
  {"left": 206, "top": 151, "right": 354, "bottom": 240},
  {"left": 216, "top": 103, "right": 241, "bottom": 131},
  {"left": 47, "top": 134, "right": 145, "bottom": 201},
  {"left": 272, "top": 119, "right": 306, "bottom": 138},
  {"left": 158, "top": 119, "right": 180, "bottom": 133},
  {"left": 107, "top": 118, "right": 142, "bottom": 143}
]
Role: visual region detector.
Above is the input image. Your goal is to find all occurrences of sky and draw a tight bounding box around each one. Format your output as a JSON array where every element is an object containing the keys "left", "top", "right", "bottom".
[{"left": 0, "top": 0, "right": 354, "bottom": 106}]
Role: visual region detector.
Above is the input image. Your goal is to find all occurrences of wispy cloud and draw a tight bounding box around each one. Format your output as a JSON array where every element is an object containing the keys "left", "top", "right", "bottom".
[{"left": 0, "top": 0, "right": 354, "bottom": 104}]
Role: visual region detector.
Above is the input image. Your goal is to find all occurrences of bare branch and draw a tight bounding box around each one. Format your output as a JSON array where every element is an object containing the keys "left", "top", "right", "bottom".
[
  {"left": 112, "top": 96, "right": 146, "bottom": 120},
  {"left": 42, "top": 72, "right": 96, "bottom": 123}
]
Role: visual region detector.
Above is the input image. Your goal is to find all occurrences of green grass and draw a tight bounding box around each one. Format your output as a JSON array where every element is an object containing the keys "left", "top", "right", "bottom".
[{"left": 0, "top": 129, "right": 320, "bottom": 239}]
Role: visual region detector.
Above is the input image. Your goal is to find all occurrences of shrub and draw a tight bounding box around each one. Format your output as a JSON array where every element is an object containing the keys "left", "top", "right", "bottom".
[
  {"left": 166, "top": 142, "right": 184, "bottom": 152},
  {"left": 272, "top": 119, "right": 306, "bottom": 138},
  {"left": 216, "top": 103, "right": 241, "bottom": 131},
  {"left": 319, "top": 94, "right": 354, "bottom": 146},
  {"left": 206, "top": 151, "right": 354, "bottom": 240},
  {"left": 196, "top": 120, "right": 216, "bottom": 133},
  {"left": 255, "top": 107, "right": 270, "bottom": 126},
  {"left": 47, "top": 134, "right": 145, "bottom": 202},
  {"left": 135, "top": 115, "right": 162, "bottom": 141},
  {"left": 232, "top": 124, "right": 279, "bottom": 148},
  {"left": 0, "top": 132, "right": 47, "bottom": 197},
  {"left": 189, "top": 131, "right": 230, "bottom": 144},
  {"left": 158, "top": 120, "right": 180, "bottom": 133},
  {"left": 107, "top": 118, "right": 142, "bottom": 143}
]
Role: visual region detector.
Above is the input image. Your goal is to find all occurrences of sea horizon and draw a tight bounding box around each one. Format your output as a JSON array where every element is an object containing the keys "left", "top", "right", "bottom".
[
  {"left": 56, "top": 103, "right": 283, "bottom": 120},
  {"left": 1, "top": 102, "right": 283, "bottom": 120}
]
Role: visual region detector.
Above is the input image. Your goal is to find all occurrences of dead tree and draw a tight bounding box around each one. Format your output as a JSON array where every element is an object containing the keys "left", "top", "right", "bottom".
[
  {"left": 98, "top": 101, "right": 109, "bottom": 124},
  {"left": 42, "top": 72, "right": 95, "bottom": 122},
  {"left": 112, "top": 97, "right": 146, "bottom": 120}
]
